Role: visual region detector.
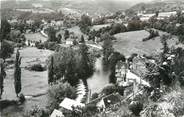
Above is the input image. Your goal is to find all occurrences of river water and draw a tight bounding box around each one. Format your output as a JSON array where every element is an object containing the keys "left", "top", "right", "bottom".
[{"left": 87, "top": 57, "right": 110, "bottom": 94}]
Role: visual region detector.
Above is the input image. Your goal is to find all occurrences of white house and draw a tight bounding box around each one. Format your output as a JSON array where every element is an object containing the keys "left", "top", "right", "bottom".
[
  {"left": 59, "top": 98, "right": 85, "bottom": 111},
  {"left": 50, "top": 109, "right": 64, "bottom": 117}
]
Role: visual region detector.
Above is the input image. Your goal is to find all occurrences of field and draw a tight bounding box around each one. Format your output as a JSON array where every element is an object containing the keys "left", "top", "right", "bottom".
[
  {"left": 91, "top": 24, "right": 111, "bottom": 31},
  {"left": 25, "top": 33, "right": 47, "bottom": 42},
  {"left": 1, "top": 32, "right": 53, "bottom": 116},
  {"left": 113, "top": 30, "right": 181, "bottom": 57}
]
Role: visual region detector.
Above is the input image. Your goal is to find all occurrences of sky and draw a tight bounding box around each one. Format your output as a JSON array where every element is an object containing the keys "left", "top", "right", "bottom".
[{"left": 0, "top": 0, "right": 153, "bottom": 2}]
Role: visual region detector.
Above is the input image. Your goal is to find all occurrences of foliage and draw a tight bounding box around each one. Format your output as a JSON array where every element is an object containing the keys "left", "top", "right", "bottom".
[
  {"left": 48, "top": 56, "right": 54, "bottom": 84},
  {"left": 102, "top": 33, "right": 114, "bottom": 71},
  {"left": 43, "top": 41, "right": 60, "bottom": 51},
  {"left": 47, "top": 82, "right": 76, "bottom": 113},
  {"left": 48, "top": 45, "right": 94, "bottom": 85},
  {"left": 109, "top": 23, "right": 127, "bottom": 35},
  {"left": 14, "top": 49, "right": 22, "bottom": 97},
  {"left": 0, "top": 61, "right": 6, "bottom": 99},
  {"left": 79, "top": 14, "right": 92, "bottom": 34},
  {"left": 23, "top": 105, "right": 49, "bottom": 117},
  {"left": 0, "top": 41, "right": 14, "bottom": 60},
  {"left": 64, "top": 30, "right": 69, "bottom": 40},
  {"left": 47, "top": 27, "right": 57, "bottom": 42},
  {"left": 127, "top": 19, "right": 142, "bottom": 31},
  {"left": 91, "top": 93, "right": 99, "bottom": 100},
  {"left": 1, "top": 19, "right": 11, "bottom": 40},
  {"left": 140, "top": 103, "right": 175, "bottom": 117},
  {"left": 142, "top": 29, "right": 159, "bottom": 41},
  {"left": 101, "top": 84, "right": 116, "bottom": 95},
  {"left": 28, "top": 64, "right": 46, "bottom": 72},
  {"left": 128, "top": 101, "right": 143, "bottom": 116}
]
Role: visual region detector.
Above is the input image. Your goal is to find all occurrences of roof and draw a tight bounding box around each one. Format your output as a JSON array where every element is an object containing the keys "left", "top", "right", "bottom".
[
  {"left": 126, "top": 70, "right": 150, "bottom": 87},
  {"left": 59, "top": 98, "right": 85, "bottom": 111},
  {"left": 50, "top": 109, "right": 64, "bottom": 117},
  {"left": 102, "top": 93, "right": 122, "bottom": 108},
  {"left": 88, "top": 93, "right": 122, "bottom": 108}
]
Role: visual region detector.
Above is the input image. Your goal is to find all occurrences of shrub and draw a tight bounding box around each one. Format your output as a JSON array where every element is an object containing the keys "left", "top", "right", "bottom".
[
  {"left": 91, "top": 93, "right": 99, "bottom": 100},
  {"left": 101, "top": 84, "right": 116, "bottom": 95},
  {"left": 23, "top": 105, "right": 49, "bottom": 117},
  {"left": 128, "top": 101, "right": 143, "bottom": 116},
  {"left": 29, "top": 64, "right": 46, "bottom": 72},
  {"left": 44, "top": 41, "right": 60, "bottom": 51}
]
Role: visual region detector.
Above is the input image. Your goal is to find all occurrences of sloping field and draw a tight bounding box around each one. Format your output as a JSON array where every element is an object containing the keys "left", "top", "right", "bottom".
[
  {"left": 2, "top": 47, "right": 53, "bottom": 116},
  {"left": 25, "top": 33, "right": 47, "bottom": 42},
  {"left": 91, "top": 23, "right": 111, "bottom": 31},
  {"left": 113, "top": 30, "right": 183, "bottom": 57}
]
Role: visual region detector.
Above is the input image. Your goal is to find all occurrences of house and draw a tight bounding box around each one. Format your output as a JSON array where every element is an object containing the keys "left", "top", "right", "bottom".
[
  {"left": 50, "top": 109, "right": 64, "bottom": 117},
  {"left": 65, "top": 39, "right": 74, "bottom": 45},
  {"left": 59, "top": 98, "right": 85, "bottom": 111},
  {"left": 87, "top": 93, "right": 122, "bottom": 111}
]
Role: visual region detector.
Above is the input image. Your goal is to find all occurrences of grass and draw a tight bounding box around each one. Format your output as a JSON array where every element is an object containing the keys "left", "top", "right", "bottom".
[
  {"left": 1, "top": 47, "right": 53, "bottom": 116},
  {"left": 91, "top": 24, "right": 111, "bottom": 31},
  {"left": 113, "top": 30, "right": 183, "bottom": 57},
  {"left": 25, "top": 33, "right": 47, "bottom": 42}
]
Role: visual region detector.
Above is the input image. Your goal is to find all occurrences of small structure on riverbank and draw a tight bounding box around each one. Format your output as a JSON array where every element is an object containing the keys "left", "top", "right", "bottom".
[
  {"left": 50, "top": 109, "right": 64, "bottom": 117},
  {"left": 59, "top": 98, "right": 85, "bottom": 111}
]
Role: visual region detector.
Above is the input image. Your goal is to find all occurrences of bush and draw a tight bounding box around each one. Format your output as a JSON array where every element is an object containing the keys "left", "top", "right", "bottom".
[
  {"left": 128, "top": 101, "right": 143, "bottom": 116},
  {"left": 23, "top": 105, "right": 49, "bottom": 117},
  {"left": 44, "top": 41, "right": 60, "bottom": 51},
  {"left": 91, "top": 93, "right": 99, "bottom": 100},
  {"left": 35, "top": 42, "right": 45, "bottom": 49},
  {"left": 101, "top": 84, "right": 116, "bottom": 95},
  {"left": 29, "top": 64, "right": 46, "bottom": 71},
  {"left": 47, "top": 82, "right": 77, "bottom": 113}
]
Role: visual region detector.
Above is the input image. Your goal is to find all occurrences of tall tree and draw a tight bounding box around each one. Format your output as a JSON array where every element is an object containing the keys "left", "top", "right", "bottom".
[
  {"left": 1, "top": 19, "right": 11, "bottom": 40},
  {"left": 78, "top": 44, "right": 92, "bottom": 80},
  {"left": 102, "top": 33, "right": 114, "bottom": 71},
  {"left": 48, "top": 27, "right": 57, "bottom": 42},
  {"left": 48, "top": 56, "right": 54, "bottom": 84},
  {"left": 14, "top": 49, "right": 22, "bottom": 97},
  {"left": 0, "top": 61, "right": 6, "bottom": 99},
  {"left": 64, "top": 30, "right": 69, "bottom": 40},
  {"left": 0, "top": 41, "right": 14, "bottom": 61}
]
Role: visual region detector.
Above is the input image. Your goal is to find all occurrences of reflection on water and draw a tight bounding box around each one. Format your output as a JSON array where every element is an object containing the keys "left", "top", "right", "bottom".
[{"left": 87, "top": 57, "right": 110, "bottom": 94}]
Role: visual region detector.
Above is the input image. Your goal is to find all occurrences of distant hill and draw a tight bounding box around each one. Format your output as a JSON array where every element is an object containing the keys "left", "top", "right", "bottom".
[
  {"left": 128, "top": 0, "right": 184, "bottom": 14},
  {"left": 1, "top": 0, "right": 136, "bottom": 16}
]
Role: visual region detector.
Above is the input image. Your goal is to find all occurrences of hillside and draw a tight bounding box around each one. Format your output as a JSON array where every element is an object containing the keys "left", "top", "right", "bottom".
[
  {"left": 128, "top": 0, "right": 184, "bottom": 14},
  {"left": 1, "top": 0, "right": 135, "bottom": 16},
  {"left": 113, "top": 30, "right": 181, "bottom": 57}
]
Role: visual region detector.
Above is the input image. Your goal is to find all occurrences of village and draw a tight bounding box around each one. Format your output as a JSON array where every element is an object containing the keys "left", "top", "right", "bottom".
[{"left": 1, "top": 0, "right": 184, "bottom": 117}]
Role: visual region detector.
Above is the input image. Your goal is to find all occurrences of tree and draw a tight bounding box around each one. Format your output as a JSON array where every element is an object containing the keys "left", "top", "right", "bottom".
[
  {"left": 48, "top": 56, "right": 55, "bottom": 84},
  {"left": 64, "top": 30, "right": 69, "bottom": 40},
  {"left": 0, "top": 41, "right": 14, "bottom": 61},
  {"left": 102, "top": 84, "right": 116, "bottom": 95},
  {"left": 79, "top": 35, "right": 85, "bottom": 43},
  {"left": 77, "top": 44, "right": 93, "bottom": 80},
  {"left": 1, "top": 19, "right": 11, "bottom": 40},
  {"left": 47, "top": 82, "right": 77, "bottom": 113},
  {"left": 0, "top": 61, "right": 6, "bottom": 99},
  {"left": 161, "top": 35, "right": 169, "bottom": 54},
  {"left": 14, "top": 49, "right": 22, "bottom": 97},
  {"left": 57, "top": 34, "right": 62, "bottom": 43},
  {"left": 102, "top": 33, "right": 114, "bottom": 71},
  {"left": 127, "top": 19, "right": 142, "bottom": 31},
  {"left": 48, "top": 27, "right": 57, "bottom": 42},
  {"left": 109, "top": 23, "right": 127, "bottom": 35},
  {"left": 80, "top": 14, "right": 92, "bottom": 26}
]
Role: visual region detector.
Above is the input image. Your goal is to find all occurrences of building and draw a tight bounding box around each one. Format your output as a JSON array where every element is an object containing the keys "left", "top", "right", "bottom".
[
  {"left": 50, "top": 109, "right": 64, "bottom": 117},
  {"left": 59, "top": 98, "right": 85, "bottom": 111},
  {"left": 87, "top": 93, "right": 122, "bottom": 111}
]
